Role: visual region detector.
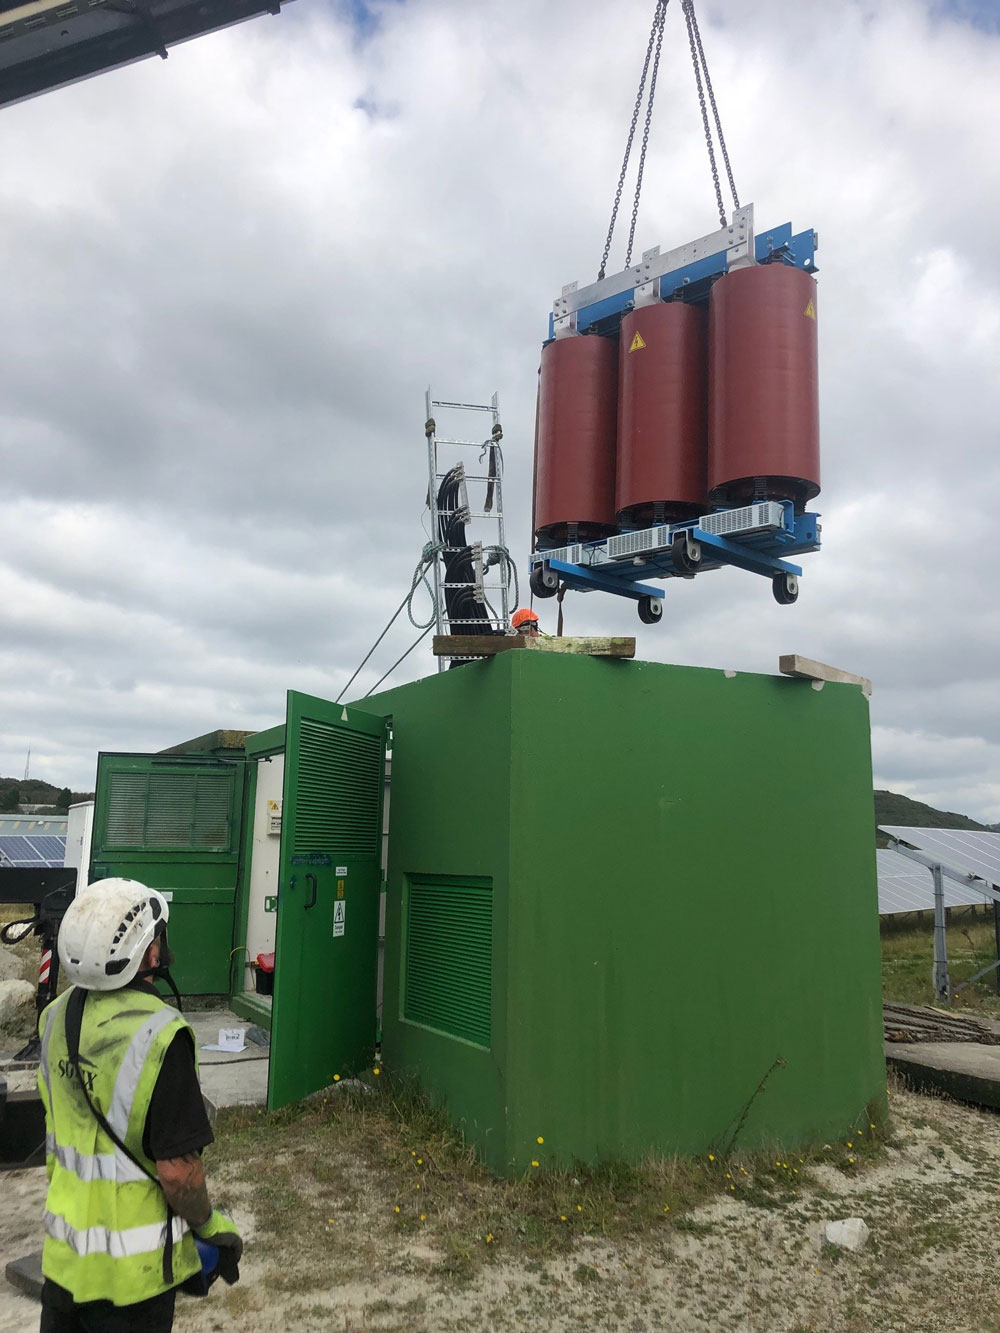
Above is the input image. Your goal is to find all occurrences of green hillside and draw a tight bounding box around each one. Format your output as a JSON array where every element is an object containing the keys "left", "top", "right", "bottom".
[
  {"left": 0, "top": 776, "right": 94, "bottom": 812},
  {"left": 874, "top": 789, "right": 990, "bottom": 847}
]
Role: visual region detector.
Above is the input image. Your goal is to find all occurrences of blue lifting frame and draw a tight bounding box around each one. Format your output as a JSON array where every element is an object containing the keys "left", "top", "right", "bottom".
[{"left": 529, "top": 503, "right": 821, "bottom": 607}]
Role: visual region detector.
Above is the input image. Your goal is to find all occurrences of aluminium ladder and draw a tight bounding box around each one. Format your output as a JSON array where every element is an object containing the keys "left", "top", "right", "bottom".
[{"left": 424, "top": 389, "right": 511, "bottom": 672}]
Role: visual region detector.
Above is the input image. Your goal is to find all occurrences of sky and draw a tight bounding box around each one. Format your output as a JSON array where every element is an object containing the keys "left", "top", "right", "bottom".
[{"left": 0, "top": 0, "right": 998, "bottom": 821}]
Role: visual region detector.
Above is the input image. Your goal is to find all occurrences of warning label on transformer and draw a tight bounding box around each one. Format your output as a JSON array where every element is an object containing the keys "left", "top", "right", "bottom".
[
  {"left": 628, "top": 331, "right": 646, "bottom": 352},
  {"left": 333, "top": 900, "right": 346, "bottom": 938}
]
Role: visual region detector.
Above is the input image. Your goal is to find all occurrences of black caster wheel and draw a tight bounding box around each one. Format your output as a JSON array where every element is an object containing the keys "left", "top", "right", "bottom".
[
  {"left": 529, "top": 563, "right": 559, "bottom": 599},
  {"left": 772, "top": 572, "right": 799, "bottom": 605},
  {"left": 672, "top": 532, "right": 702, "bottom": 577},
  {"left": 637, "top": 595, "right": 663, "bottom": 625}
]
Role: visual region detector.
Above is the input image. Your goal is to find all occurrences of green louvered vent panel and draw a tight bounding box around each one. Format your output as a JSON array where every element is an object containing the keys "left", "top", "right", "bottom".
[
  {"left": 293, "top": 721, "right": 383, "bottom": 858},
  {"left": 106, "top": 771, "right": 232, "bottom": 850},
  {"left": 405, "top": 878, "right": 492, "bottom": 1048}
]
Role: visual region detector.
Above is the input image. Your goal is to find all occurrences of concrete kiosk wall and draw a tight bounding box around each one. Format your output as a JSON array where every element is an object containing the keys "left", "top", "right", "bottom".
[{"left": 360, "top": 651, "right": 884, "bottom": 1175}]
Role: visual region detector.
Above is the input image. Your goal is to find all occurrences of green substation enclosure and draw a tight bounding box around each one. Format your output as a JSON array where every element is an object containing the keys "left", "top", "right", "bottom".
[{"left": 359, "top": 650, "right": 885, "bottom": 1175}]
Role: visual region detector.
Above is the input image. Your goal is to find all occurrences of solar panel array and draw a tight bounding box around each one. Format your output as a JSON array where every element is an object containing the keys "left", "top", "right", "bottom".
[
  {"left": 876, "top": 848, "right": 993, "bottom": 916},
  {"left": 879, "top": 828, "right": 1000, "bottom": 888},
  {"left": 0, "top": 833, "right": 67, "bottom": 868}
]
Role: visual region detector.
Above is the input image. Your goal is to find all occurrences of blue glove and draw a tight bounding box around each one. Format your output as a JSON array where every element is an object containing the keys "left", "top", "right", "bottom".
[{"left": 194, "top": 1209, "right": 243, "bottom": 1285}]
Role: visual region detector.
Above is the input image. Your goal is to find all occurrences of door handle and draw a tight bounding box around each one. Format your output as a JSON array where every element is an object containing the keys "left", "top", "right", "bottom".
[{"left": 305, "top": 873, "right": 318, "bottom": 910}]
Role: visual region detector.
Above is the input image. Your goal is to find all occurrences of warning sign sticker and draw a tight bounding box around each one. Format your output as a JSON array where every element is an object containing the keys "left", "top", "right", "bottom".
[
  {"left": 804, "top": 299, "right": 816, "bottom": 321},
  {"left": 628, "top": 331, "right": 646, "bottom": 352},
  {"left": 333, "top": 900, "right": 346, "bottom": 938}
]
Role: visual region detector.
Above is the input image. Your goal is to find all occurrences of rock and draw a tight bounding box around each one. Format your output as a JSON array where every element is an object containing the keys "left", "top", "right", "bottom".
[
  {"left": 0, "top": 944, "right": 28, "bottom": 983},
  {"left": 825, "top": 1218, "right": 870, "bottom": 1252},
  {"left": 0, "top": 979, "right": 36, "bottom": 1031}
]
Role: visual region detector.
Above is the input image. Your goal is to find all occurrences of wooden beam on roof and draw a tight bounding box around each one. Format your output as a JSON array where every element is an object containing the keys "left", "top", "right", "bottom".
[
  {"left": 433, "top": 635, "right": 636, "bottom": 659},
  {"left": 778, "top": 654, "right": 872, "bottom": 697}
]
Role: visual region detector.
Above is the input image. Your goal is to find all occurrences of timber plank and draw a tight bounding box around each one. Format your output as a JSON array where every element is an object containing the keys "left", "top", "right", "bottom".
[{"left": 433, "top": 635, "right": 636, "bottom": 659}]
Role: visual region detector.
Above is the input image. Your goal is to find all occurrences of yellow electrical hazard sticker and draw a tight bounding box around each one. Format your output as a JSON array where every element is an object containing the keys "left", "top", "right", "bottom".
[
  {"left": 628, "top": 331, "right": 646, "bottom": 352},
  {"left": 337, "top": 880, "right": 345, "bottom": 898},
  {"left": 804, "top": 299, "right": 816, "bottom": 321}
]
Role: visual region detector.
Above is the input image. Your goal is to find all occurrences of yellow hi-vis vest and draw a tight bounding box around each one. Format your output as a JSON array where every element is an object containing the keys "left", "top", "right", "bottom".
[{"left": 37, "top": 987, "right": 202, "bottom": 1305}]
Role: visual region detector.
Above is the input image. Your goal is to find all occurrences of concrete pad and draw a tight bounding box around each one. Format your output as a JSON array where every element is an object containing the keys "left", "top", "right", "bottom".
[
  {"left": 188, "top": 1007, "right": 269, "bottom": 1110},
  {"left": 886, "top": 1040, "right": 1000, "bottom": 1110},
  {"left": 2, "top": 1007, "right": 269, "bottom": 1111}
]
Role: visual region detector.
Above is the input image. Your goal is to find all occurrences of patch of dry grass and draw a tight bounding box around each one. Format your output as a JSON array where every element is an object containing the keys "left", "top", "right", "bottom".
[{"left": 204, "top": 1071, "right": 890, "bottom": 1294}]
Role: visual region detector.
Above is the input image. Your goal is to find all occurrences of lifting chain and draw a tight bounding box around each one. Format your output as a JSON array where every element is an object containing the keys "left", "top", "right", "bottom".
[
  {"left": 597, "top": 0, "right": 669, "bottom": 281},
  {"left": 598, "top": 1, "right": 741, "bottom": 277},
  {"left": 682, "top": 0, "right": 739, "bottom": 228},
  {"left": 625, "top": 1, "right": 666, "bottom": 272}
]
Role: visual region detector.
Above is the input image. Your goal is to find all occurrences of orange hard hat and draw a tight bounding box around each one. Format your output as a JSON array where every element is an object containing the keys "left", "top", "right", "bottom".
[{"left": 511, "top": 608, "right": 539, "bottom": 629}]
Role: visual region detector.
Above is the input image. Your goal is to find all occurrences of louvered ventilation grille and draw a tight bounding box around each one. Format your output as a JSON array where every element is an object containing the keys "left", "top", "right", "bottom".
[
  {"left": 404, "top": 878, "right": 492, "bottom": 1048},
  {"left": 106, "top": 771, "right": 232, "bottom": 850},
  {"left": 293, "top": 722, "right": 382, "bottom": 858}
]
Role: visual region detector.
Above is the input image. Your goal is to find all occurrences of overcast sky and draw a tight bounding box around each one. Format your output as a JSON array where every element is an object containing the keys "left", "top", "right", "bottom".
[{"left": 1, "top": 0, "right": 997, "bottom": 821}]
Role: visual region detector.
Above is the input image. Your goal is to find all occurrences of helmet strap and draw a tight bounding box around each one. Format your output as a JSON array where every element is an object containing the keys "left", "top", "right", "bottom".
[{"left": 136, "top": 926, "right": 184, "bottom": 1011}]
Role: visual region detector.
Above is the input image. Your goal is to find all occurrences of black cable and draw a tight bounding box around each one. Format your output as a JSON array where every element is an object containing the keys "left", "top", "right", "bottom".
[{"left": 434, "top": 466, "right": 500, "bottom": 658}]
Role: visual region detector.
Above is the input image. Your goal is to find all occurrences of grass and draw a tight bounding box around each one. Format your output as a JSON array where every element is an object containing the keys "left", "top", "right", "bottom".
[
  {"left": 204, "top": 1070, "right": 891, "bottom": 1294},
  {"left": 881, "top": 907, "right": 1000, "bottom": 1013}
]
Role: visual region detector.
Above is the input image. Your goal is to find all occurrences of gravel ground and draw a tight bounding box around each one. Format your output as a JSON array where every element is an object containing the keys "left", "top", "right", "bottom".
[{"left": 4, "top": 1079, "right": 1000, "bottom": 1332}]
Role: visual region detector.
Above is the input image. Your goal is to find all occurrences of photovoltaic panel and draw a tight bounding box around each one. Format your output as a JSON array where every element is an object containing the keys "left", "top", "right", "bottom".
[
  {"left": 0, "top": 833, "right": 66, "bottom": 868},
  {"left": 876, "top": 848, "right": 992, "bottom": 916},
  {"left": 879, "top": 828, "right": 1000, "bottom": 888},
  {"left": 27, "top": 835, "right": 66, "bottom": 861}
]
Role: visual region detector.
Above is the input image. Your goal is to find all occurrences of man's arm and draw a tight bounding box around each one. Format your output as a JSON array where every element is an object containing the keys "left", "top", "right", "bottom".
[{"left": 156, "top": 1151, "right": 211, "bottom": 1228}]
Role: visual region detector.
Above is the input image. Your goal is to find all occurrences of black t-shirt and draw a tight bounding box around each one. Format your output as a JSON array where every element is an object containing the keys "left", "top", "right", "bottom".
[{"left": 127, "top": 980, "right": 215, "bottom": 1162}]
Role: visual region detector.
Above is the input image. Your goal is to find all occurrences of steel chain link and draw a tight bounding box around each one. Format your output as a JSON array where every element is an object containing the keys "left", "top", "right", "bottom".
[
  {"left": 597, "top": 1, "right": 667, "bottom": 281},
  {"left": 625, "top": 1, "right": 667, "bottom": 269},
  {"left": 683, "top": 0, "right": 725, "bottom": 227},
  {"left": 685, "top": 0, "right": 739, "bottom": 210}
]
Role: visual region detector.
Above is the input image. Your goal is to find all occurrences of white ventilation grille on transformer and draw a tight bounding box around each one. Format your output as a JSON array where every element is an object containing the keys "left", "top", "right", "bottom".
[
  {"left": 532, "top": 543, "right": 582, "bottom": 566},
  {"left": 606, "top": 527, "right": 671, "bottom": 560},
  {"left": 700, "top": 502, "right": 785, "bottom": 537}
]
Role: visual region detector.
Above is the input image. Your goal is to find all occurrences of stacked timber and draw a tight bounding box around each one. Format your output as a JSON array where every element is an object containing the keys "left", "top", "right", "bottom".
[{"left": 884, "top": 1003, "right": 1000, "bottom": 1046}]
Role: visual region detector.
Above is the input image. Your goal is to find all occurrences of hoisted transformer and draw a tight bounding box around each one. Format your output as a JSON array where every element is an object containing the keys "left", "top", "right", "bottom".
[
  {"left": 529, "top": 0, "right": 822, "bottom": 623},
  {"left": 533, "top": 333, "right": 618, "bottom": 549},
  {"left": 708, "top": 262, "right": 820, "bottom": 510}
]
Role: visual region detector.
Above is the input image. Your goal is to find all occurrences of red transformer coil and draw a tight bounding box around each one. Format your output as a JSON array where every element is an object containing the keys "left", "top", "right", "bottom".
[
  {"left": 708, "top": 263, "right": 820, "bottom": 509},
  {"left": 533, "top": 333, "right": 618, "bottom": 549},
  {"left": 616, "top": 301, "right": 708, "bottom": 528}
]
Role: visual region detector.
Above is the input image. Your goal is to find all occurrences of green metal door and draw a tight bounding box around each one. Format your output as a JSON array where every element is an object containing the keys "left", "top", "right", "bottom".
[
  {"left": 267, "top": 690, "right": 388, "bottom": 1109},
  {"left": 90, "top": 753, "right": 244, "bottom": 995}
]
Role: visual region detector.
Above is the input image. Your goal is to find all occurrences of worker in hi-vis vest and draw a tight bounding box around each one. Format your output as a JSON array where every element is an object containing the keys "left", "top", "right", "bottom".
[{"left": 37, "top": 879, "right": 242, "bottom": 1332}]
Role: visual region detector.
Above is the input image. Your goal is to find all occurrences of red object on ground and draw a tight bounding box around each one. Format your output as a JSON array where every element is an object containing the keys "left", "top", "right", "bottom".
[
  {"left": 533, "top": 333, "right": 619, "bottom": 548},
  {"left": 708, "top": 263, "right": 820, "bottom": 510},
  {"left": 616, "top": 301, "right": 708, "bottom": 527}
]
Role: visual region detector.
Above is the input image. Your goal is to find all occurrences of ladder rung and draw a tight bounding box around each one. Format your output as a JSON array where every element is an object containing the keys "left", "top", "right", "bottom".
[
  {"left": 435, "top": 473, "right": 501, "bottom": 483},
  {"left": 433, "top": 438, "right": 493, "bottom": 447},
  {"left": 430, "top": 400, "right": 496, "bottom": 412}
]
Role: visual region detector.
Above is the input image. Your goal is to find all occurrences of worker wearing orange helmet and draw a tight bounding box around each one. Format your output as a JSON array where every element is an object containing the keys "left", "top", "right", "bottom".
[{"left": 510, "top": 608, "right": 541, "bottom": 637}]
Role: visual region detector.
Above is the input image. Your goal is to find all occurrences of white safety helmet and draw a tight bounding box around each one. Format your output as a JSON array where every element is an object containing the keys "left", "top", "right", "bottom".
[{"left": 58, "top": 878, "right": 170, "bottom": 991}]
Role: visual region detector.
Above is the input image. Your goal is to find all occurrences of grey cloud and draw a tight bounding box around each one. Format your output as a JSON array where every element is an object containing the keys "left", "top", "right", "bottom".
[{"left": 0, "top": 0, "right": 998, "bottom": 819}]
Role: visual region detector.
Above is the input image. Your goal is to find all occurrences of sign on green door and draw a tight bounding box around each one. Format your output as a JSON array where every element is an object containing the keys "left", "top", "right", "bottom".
[{"left": 267, "top": 690, "right": 387, "bottom": 1109}]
